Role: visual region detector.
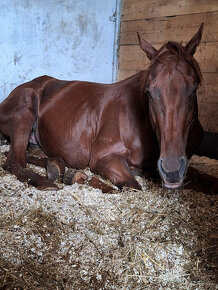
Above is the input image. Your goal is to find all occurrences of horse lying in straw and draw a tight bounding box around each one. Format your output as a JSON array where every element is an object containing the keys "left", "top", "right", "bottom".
[{"left": 0, "top": 23, "right": 217, "bottom": 193}]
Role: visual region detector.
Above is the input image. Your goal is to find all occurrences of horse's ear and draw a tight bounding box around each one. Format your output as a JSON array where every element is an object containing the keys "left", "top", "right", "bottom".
[
  {"left": 137, "top": 32, "right": 157, "bottom": 60},
  {"left": 185, "top": 23, "right": 204, "bottom": 56}
]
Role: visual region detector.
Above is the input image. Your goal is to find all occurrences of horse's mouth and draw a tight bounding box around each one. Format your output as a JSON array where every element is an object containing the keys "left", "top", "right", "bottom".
[{"left": 163, "top": 181, "right": 183, "bottom": 190}]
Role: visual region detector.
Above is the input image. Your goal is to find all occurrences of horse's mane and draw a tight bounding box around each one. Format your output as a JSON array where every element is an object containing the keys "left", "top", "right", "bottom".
[{"left": 140, "top": 41, "right": 202, "bottom": 92}]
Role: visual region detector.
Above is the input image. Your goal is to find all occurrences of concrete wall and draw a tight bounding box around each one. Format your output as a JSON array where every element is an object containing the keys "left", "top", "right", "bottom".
[{"left": 0, "top": 0, "right": 121, "bottom": 102}]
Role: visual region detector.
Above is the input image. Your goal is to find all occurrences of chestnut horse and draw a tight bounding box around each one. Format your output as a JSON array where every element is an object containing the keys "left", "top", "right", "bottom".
[{"left": 0, "top": 24, "right": 205, "bottom": 190}]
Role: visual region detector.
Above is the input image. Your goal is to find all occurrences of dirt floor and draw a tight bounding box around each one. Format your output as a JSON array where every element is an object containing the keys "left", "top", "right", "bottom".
[{"left": 0, "top": 143, "right": 217, "bottom": 289}]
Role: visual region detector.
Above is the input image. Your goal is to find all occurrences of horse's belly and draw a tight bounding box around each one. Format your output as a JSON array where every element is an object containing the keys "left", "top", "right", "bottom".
[{"left": 36, "top": 121, "right": 92, "bottom": 169}]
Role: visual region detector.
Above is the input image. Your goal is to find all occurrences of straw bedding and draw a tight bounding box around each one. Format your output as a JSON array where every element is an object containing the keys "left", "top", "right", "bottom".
[{"left": 0, "top": 143, "right": 217, "bottom": 289}]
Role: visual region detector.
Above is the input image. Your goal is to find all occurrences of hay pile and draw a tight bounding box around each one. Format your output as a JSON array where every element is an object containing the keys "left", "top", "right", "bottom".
[{"left": 0, "top": 144, "right": 217, "bottom": 289}]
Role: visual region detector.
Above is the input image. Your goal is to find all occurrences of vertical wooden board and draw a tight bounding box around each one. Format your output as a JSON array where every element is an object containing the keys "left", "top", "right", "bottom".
[
  {"left": 120, "top": 11, "right": 218, "bottom": 45},
  {"left": 122, "top": 0, "right": 218, "bottom": 21}
]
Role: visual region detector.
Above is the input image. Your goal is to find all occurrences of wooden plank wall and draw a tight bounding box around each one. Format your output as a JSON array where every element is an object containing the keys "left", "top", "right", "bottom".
[{"left": 118, "top": 0, "right": 218, "bottom": 133}]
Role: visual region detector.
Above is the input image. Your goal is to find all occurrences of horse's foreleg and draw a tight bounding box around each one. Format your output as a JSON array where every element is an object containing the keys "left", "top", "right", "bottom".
[
  {"left": 26, "top": 154, "right": 65, "bottom": 182},
  {"left": 26, "top": 155, "right": 48, "bottom": 168},
  {"left": 91, "top": 154, "right": 141, "bottom": 190}
]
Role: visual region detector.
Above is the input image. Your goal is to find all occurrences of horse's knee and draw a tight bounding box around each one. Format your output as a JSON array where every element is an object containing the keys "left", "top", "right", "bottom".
[{"left": 91, "top": 154, "right": 141, "bottom": 190}]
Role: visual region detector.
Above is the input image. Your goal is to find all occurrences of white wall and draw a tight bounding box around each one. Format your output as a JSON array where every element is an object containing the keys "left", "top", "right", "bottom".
[{"left": 0, "top": 0, "right": 121, "bottom": 102}]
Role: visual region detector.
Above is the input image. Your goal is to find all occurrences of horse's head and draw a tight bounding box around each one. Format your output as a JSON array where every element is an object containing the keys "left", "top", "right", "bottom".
[{"left": 138, "top": 24, "right": 203, "bottom": 189}]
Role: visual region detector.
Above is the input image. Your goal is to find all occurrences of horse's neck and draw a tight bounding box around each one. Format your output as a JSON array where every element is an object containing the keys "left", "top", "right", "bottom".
[{"left": 116, "top": 71, "right": 144, "bottom": 92}]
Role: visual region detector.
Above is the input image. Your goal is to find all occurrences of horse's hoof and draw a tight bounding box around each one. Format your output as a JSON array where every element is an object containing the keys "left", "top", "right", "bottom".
[
  {"left": 63, "top": 170, "right": 88, "bottom": 185},
  {"left": 63, "top": 168, "right": 76, "bottom": 185},
  {"left": 73, "top": 172, "right": 88, "bottom": 184},
  {"left": 47, "top": 158, "right": 65, "bottom": 181}
]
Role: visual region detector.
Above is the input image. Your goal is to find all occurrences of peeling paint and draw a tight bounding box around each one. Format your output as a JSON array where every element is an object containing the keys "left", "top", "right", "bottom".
[
  {"left": 77, "top": 14, "right": 89, "bottom": 34},
  {"left": 14, "top": 53, "right": 23, "bottom": 66}
]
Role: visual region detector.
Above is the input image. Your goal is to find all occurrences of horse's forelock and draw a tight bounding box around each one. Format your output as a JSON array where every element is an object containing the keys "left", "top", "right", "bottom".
[{"left": 140, "top": 41, "right": 202, "bottom": 93}]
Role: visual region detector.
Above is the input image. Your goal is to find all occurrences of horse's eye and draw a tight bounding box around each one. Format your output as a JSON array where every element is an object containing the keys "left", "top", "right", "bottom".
[
  {"left": 188, "top": 88, "right": 197, "bottom": 99},
  {"left": 191, "top": 83, "right": 199, "bottom": 94},
  {"left": 192, "top": 87, "right": 197, "bottom": 95}
]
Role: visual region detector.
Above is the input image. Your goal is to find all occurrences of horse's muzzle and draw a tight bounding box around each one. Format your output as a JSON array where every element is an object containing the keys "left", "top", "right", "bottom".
[{"left": 157, "top": 157, "right": 188, "bottom": 189}]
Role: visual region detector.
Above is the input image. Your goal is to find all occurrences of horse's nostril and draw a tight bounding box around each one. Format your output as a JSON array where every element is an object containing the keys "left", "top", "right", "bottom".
[
  {"left": 157, "top": 158, "right": 166, "bottom": 179},
  {"left": 179, "top": 157, "right": 187, "bottom": 178},
  {"left": 166, "top": 170, "right": 180, "bottom": 183},
  {"left": 158, "top": 158, "right": 179, "bottom": 182}
]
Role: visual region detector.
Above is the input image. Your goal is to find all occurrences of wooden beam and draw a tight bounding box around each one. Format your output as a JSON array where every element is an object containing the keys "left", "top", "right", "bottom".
[
  {"left": 120, "top": 11, "right": 218, "bottom": 45},
  {"left": 122, "top": 0, "right": 218, "bottom": 21},
  {"left": 118, "top": 42, "right": 218, "bottom": 73}
]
